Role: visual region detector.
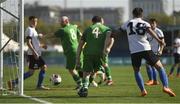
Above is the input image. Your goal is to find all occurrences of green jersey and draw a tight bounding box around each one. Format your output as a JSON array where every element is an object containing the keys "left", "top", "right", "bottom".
[
  {"left": 82, "top": 23, "right": 111, "bottom": 55},
  {"left": 55, "top": 24, "right": 81, "bottom": 55}
]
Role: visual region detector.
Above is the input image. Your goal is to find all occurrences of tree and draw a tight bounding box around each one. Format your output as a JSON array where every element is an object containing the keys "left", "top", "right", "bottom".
[{"left": 147, "top": 13, "right": 174, "bottom": 25}]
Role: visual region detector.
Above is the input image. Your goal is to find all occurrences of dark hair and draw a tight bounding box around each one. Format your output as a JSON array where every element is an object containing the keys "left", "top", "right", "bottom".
[
  {"left": 132, "top": 7, "right": 143, "bottom": 17},
  {"left": 29, "top": 16, "right": 37, "bottom": 21},
  {"left": 149, "top": 18, "right": 157, "bottom": 23},
  {"left": 92, "top": 16, "right": 102, "bottom": 23}
]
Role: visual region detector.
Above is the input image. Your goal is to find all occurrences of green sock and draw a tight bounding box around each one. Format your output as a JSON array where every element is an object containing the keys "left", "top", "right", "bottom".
[
  {"left": 82, "top": 77, "right": 89, "bottom": 89},
  {"left": 104, "top": 66, "right": 112, "bottom": 80},
  {"left": 72, "top": 75, "right": 81, "bottom": 85}
]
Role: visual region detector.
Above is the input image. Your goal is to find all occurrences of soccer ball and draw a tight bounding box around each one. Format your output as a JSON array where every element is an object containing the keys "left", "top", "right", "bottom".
[{"left": 50, "top": 74, "right": 62, "bottom": 85}]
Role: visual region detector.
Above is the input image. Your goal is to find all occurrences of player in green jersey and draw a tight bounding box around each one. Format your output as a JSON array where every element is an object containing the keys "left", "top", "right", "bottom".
[
  {"left": 76, "top": 16, "right": 113, "bottom": 97},
  {"left": 54, "top": 16, "right": 82, "bottom": 89},
  {"left": 89, "top": 17, "right": 114, "bottom": 86}
]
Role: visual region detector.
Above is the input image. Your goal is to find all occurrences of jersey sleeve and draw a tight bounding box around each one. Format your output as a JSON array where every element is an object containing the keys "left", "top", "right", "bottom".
[
  {"left": 156, "top": 29, "right": 164, "bottom": 39},
  {"left": 25, "top": 28, "right": 33, "bottom": 39},
  {"left": 121, "top": 22, "right": 128, "bottom": 30},
  {"left": 144, "top": 22, "right": 151, "bottom": 28}
]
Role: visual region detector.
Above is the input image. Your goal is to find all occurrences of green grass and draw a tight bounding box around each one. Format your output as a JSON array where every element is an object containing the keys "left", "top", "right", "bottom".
[{"left": 0, "top": 65, "right": 180, "bottom": 103}]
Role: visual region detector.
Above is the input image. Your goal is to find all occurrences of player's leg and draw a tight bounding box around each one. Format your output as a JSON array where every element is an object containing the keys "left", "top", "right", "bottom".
[
  {"left": 78, "top": 55, "right": 93, "bottom": 97},
  {"left": 152, "top": 67, "right": 159, "bottom": 85},
  {"left": 145, "top": 51, "right": 176, "bottom": 97},
  {"left": 103, "top": 64, "right": 113, "bottom": 85},
  {"left": 8, "top": 55, "right": 35, "bottom": 90},
  {"left": 169, "top": 54, "right": 178, "bottom": 77},
  {"left": 36, "top": 56, "right": 50, "bottom": 90},
  {"left": 154, "top": 60, "right": 176, "bottom": 96},
  {"left": 131, "top": 52, "right": 147, "bottom": 96},
  {"left": 66, "top": 54, "right": 82, "bottom": 89},
  {"left": 8, "top": 69, "right": 35, "bottom": 90},
  {"left": 78, "top": 71, "right": 91, "bottom": 97},
  {"left": 102, "top": 55, "right": 113, "bottom": 85},
  {"left": 69, "top": 69, "right": 82, "bottom": 88},
  {"left": 77, "top": 53, "right": 84, "bottom": 79},
  {"left": 145, "top": 64, "right": 154, "bottom": 85},
  {"left": 176, "top": 63, "right": 180, "bottom": 77}
]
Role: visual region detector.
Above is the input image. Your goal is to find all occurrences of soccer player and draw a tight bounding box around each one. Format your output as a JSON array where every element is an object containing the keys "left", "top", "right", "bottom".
[
  {"left": 168, "top": 36, "right": 180, "bottom": 77},
  {"left": 8, "top": 16, "right": 50, "bottom": 90},
  {"left": 76, "top": 16, "right": 113, "bottom": 97},
  {"left": 121, "top": 8, "right": 176, "bottom": 97},
  {"left": 145, "top": 18, "right": 165, "bottom": 86},
  {"left": 89, "top": 17, "right": 114, "bottom": 86},
  {"left": 54, "top": 16, "right": 82, "bottom": 89}
]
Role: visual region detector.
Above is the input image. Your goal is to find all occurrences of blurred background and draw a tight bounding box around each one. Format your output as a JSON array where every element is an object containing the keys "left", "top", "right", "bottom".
[{"left": 3, "top": 0, "right": 180, "bottom": 65}]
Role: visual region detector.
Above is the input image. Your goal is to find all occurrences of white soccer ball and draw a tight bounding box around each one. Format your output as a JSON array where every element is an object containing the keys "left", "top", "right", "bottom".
[
  {"left": 0, "top": 0, "right": 7, "bottom": 3},
  {"left": 50, "top": 74, "right": 62, "bottom": 85}
]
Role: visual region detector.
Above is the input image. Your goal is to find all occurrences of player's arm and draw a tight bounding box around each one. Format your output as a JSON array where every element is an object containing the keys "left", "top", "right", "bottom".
[
  {"left": 147, "top": 27, "right": 166, "bottom": 47},
  {"left": 103, "top": 31, "right": 114, "bottom": 55},
  {"left": 26, "top": 37, "right": 39, "bottom": 59},
  {"left": 158, "top": 37, "right": 165, "bottom": 55},
  {"left": 76, "top": 38, "right": 85, "bottom": 66}
]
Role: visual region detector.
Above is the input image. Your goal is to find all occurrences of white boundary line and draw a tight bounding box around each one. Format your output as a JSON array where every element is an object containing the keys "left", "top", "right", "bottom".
[
  {"left": 22, "top": 94, "right": 53, "bottom": 104},
  {"left": 1, "top": 88, "right": 52, "bottom": 104}
]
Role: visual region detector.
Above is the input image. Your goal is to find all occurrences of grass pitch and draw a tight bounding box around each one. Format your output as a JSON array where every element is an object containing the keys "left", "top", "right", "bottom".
[{"left": 0, "top": 65, "right": 180, "bottom": 103}]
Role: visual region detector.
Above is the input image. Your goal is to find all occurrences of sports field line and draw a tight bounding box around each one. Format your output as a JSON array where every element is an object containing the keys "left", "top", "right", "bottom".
[
  {"left": 1, "top": 88, "right": 52, "bottom": 104},
  {"left": 22, "top": 94, "right": 53, "bottom": 104}
]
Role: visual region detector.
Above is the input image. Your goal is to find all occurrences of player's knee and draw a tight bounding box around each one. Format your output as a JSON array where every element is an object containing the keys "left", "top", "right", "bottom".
[
  {"left": 69, "top": 69, "right": 77, "bottom": 75},
  {"left": 133, "top": 66, "right": 140, "bottom": 72},
  {"left": 154, "top": 60, "right": 163, "bottom": 70},
  {"left": 103, "top": 63, "right": 108, "bottom": 67}
]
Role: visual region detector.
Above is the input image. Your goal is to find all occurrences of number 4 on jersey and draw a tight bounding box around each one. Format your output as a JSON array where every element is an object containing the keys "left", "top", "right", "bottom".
[{"left": 92, "top": 27, "right": 101, "bottom": 38}]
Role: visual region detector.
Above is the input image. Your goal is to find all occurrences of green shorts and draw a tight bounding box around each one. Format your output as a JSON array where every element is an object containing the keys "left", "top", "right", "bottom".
[
  {"left": 65, "top": 53, "right": 83, "bottom": 71},
  {"left": 83, "top": 55, "right": 103, "bottom": 72}
]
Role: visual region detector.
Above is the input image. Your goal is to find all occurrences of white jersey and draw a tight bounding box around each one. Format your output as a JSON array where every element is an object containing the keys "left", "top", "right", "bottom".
[
  {"left": 173, "top": 38, "right": 180, "bottom": 54},
  {"left": 25, "top": 26, "right": 41, "bottom": 56},
  {"left": 147, "top": 28, "right": 164, "bottom": 54},
  {"left": 121, "top": 18, "right": 151, "bottom": 54}
]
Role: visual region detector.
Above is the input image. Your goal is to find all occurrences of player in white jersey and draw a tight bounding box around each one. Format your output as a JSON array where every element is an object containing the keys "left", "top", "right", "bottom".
[
  {"left": 121, "top": 8, "right": 175, "bottom": 97},
  {"left": 8, "top": 16, "right": 50, "bottom": 90},
  {"left": 168, "top": 36, "right": 180, "bottom": 77},
  {"left": 145, "top": 18, "right": 165, "bottom": 86}
]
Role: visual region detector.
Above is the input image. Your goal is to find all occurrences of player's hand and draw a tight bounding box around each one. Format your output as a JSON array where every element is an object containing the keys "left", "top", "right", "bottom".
[
  {"left": 157, "top": 51, "right": 162, "bottom": 56},
  {"left": 33, "top": 53, "right": 39, "bottom": 60},
  {"left": 158, "top": 40, "right": 166, "bottom": 47},
  {"left": 103, "top": 48, "right": 110, "bottom": 55}
]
